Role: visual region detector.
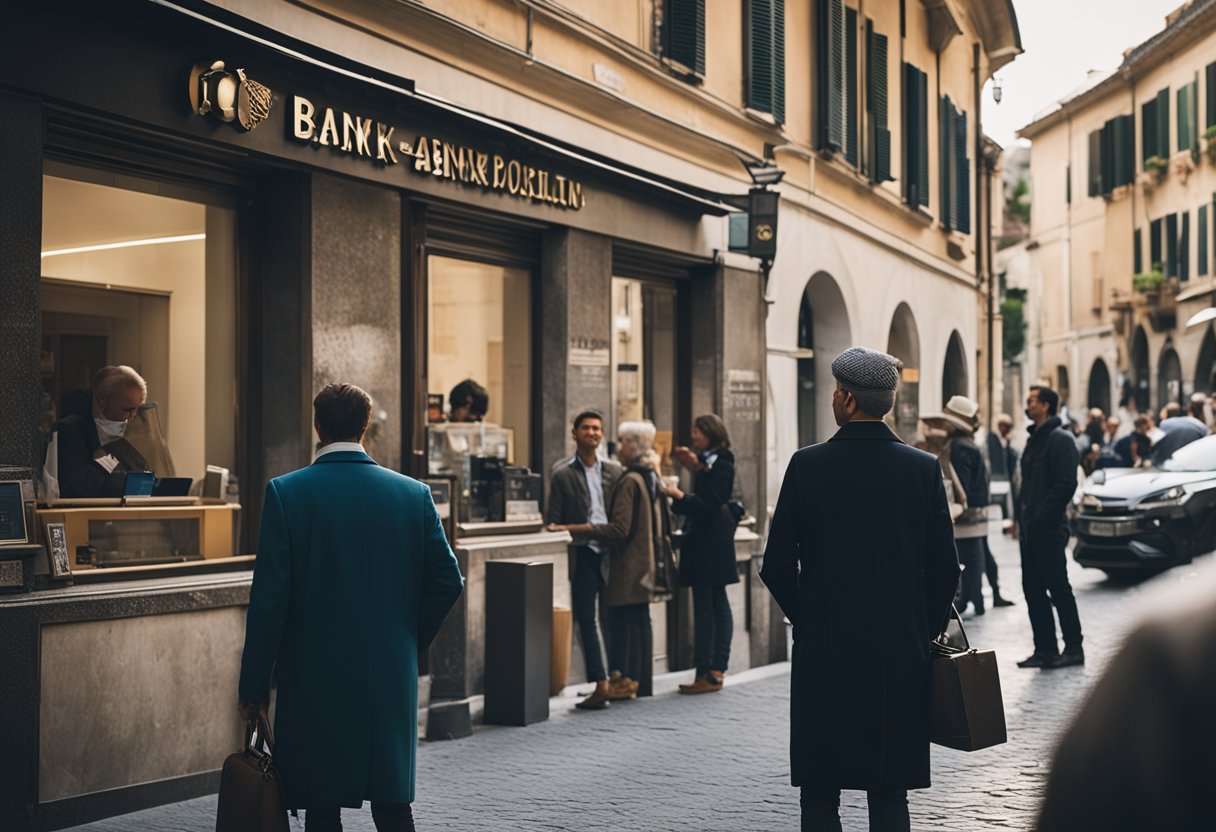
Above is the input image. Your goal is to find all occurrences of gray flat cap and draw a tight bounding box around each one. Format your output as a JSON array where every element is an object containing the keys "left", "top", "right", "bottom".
[{"left": 831, "top": 346, "right": 903, "bottom": 417}]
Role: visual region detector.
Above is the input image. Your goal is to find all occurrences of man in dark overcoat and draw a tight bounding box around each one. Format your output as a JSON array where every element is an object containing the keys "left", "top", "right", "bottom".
[
  {"left": 761, "top": 346, "right": 960, "bottom": 832},
  {"left": 239, "top": 383, "right": 464, "bottom": 831}
]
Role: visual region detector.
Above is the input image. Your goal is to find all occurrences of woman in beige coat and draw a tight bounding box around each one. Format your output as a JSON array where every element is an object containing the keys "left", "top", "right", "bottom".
[{"left": 551, "top": 421, "right": 664, "bottom": 705}]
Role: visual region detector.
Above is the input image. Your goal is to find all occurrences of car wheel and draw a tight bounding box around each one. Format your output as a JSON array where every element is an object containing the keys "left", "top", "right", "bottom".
[{"left": 1100, "top": 569, "right": 1155, "bottom": 585}]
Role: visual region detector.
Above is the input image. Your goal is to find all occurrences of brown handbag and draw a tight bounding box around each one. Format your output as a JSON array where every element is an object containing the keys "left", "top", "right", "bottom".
[
  {"left": 930, "top": 607, "right": 1008, "bottom": 751},
  {"left": 215, "top": 717, "right": 290, "bottom": 832}
]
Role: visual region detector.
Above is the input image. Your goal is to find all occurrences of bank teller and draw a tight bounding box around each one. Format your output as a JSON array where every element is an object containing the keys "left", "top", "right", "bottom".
[{"left": 49, "top": 365, "right": 149, "bottom": 498}]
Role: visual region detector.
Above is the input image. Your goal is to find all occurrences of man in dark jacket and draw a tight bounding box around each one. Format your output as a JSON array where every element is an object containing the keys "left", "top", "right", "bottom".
[
  {"left": 49, "top": 365, "right": 149, "bottom": 498},
  {"left": 762, "top": 346, "right": 960, "bottom": 832},
  {"left": 546, "top": 410, "right": 622, "bottom": 709},
  {"left": 1015, "top": 385, "right": 1084, "bottom": 669}
]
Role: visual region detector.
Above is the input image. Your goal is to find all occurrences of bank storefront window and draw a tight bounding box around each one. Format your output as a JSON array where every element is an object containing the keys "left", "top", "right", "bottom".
[
  {"left": 37, "top": 173, "right": 242, "bottom": 569},
  {"left": 611, "top": 277, "right": 678, "bottom": 470},
  {"left": 427, "top": 255, "right": 533, "bottom": 467}
]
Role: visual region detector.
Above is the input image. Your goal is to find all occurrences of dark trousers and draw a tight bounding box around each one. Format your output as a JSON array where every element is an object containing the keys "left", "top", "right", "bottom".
[
  {"left": 1019, "top": 529, "right": 1083, "bottom": 655},
  {"left": 801, "top": 788, "right": 909, "bottom": 832},
  {"left": 571, "top": 546, "right": 608, "bottom": 682},
  {"left": 607, "top": 602, "right": 652, "bottom": 687},
  {"left": 982, "top": 537, "right": 1001, "bottom": 597},
  {"left": 955, "top": 537, "right": 985, "bottom": 614},
  {"left": 692, "top": 584, "right": 732, "bottom": 676},
  {"left": 305, "top": 804, "right": 414, "bottom": 831}
]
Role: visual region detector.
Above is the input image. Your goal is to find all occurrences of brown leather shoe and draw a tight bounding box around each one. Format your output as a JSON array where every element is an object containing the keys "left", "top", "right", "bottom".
[
  {"left": 575, "top": 680, "right": 612, "bottom": 710},
  {"left": 678, "top": 672, "right": 724, "bottom": 694},
  {"left": 606, "top": 672, "right": 638, "bottom": 701}
]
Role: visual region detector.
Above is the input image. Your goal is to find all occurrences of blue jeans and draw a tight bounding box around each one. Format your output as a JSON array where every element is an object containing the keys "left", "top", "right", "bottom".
[
  {"left": 305, "top": 804, "right": 414, "bottom": 831},
  {"left": 801, "top": 788, "right": 909, "bottom": 832},
  {"left": 571, "top": 546, "right": 608, "bottom": 682},
  {"left": 692, "top": 585, "right": 732, "bottom": 676}
]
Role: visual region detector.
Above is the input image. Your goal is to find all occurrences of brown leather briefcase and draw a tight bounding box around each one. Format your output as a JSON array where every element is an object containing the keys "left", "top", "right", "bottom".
[
  {"left": 215, "top": 718, "right": 289, "bottom": 832},
  {"left": 930, "top": 607, "right": 1008, "bottom": 752}
]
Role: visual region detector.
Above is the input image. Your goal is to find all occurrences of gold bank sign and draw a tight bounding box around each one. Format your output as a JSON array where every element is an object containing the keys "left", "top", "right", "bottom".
[{"left": 290, "top": 96, "right": 585, "bottom": 210}]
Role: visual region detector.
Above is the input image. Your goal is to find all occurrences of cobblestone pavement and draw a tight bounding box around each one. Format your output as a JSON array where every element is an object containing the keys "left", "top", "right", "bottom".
[{"left": 71, "top": 521, "right": 1214, "bottom": 831}]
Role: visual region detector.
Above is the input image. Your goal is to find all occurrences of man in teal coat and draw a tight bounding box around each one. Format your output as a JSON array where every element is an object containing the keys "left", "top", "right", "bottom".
[{"left": 239, "top": 383, "right": 464, "bottom": 831}]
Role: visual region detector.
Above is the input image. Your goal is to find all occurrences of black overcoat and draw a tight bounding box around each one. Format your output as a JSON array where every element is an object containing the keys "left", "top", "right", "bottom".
[
  {"left": 673, "top": 448, "right": 740, "bottom": 587},
  {"left": 761, "top": 421, "right": 960, "bottom": 790}
]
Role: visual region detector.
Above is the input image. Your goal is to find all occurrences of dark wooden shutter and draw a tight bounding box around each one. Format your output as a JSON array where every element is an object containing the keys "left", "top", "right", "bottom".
[
  {"left": 1087, "top": 130, "right": 1101, "bottom": 197},
  {"left": 845, "top": 6, "right": 858, "bottom": 167},
  {"left": 1150, "top": 217, "right": 1163, "bottom": 270},
  {"left": 1199, "top": 204, "right": 1209, "bottom": 277},
  {"left": 956, "top": 108, "right": 970, "bottom": 234},
  {"left": 663, "top": 0, "right": 706, "bottom": 75},
  {"left": 904, "top": 63, "right": 928, "bottom": 207},
  {"left": 746, "top": 0, "right": 785, "bottom": 122},
  {"left": 815, "top": 0, "right": 831, "bottom": 149},
  {"left": 1178, "top": 85, "right": 1192, "bottom": 153},
  {"left": 1142, "top": 98, "right": 1158, "bottom": 163},
  {"left": 1156, "top": 87, "right": 1170, "bottom": 162},
  {"left": 828, "top": 0, "right": 844, "bottom": 147},
  {"left": 940, "top": 95, "right": 956, "bottom": 230},
  {"left": 1207, "top": 62, "right": 1216, "bottom": 128},
  {"left": 866, "top": 20, "right": 891, "bottom": 183},
  {"left": 773, "top": 0, "right": 785, "bottom": 123},
  {"left": 1166, "top": 213, "right": 1178, "bottom": 278},
  {"left": 1134, "top": 227, "right": 1142, "bottom": 275},
  {"left": 1120, "top": 114, "right": 1135, "bottom": 187},
  {"left": 1180, "top": 211, "right": 1190, "bottom": 281}
]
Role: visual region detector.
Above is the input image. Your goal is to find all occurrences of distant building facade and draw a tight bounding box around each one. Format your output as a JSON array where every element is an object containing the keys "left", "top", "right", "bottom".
[{"left": 1019, "top": 0, "right": 1216, "bottom": 420}]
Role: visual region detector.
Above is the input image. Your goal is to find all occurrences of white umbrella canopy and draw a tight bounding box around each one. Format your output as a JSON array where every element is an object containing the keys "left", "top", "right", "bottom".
[{"left": 1185, "top": 307, "right": 1216, "bottom": 329}]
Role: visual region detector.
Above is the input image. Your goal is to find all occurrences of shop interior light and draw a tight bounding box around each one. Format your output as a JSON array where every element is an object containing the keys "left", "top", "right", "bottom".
[{"left": 40, "top": 233, "right": 206, "bottom": 259}]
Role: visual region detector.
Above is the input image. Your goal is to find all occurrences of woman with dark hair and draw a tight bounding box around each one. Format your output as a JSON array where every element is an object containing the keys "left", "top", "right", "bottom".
[{"left": 663, "top": 413, "right": 739, "bottom": 694}]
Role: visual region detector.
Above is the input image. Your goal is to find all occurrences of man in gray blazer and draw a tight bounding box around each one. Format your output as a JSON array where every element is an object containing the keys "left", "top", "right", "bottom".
[{"left": 546, "top": 410, "right": 622, "bottom": 709}]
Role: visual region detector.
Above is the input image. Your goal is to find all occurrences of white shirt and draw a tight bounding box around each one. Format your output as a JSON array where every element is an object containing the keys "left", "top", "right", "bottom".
[
  {"left": 578, "top": 455, "right": 608, "bottom": 554},
  {"left": 314, "top": 441, "right": 365, "bottom": 461}
]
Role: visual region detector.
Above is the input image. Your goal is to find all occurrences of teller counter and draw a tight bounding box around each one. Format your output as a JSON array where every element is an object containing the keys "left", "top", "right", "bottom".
[
  {"left": 35, "top": 501, "right": 249, "bottom": 582},
  {"left": 0, "top": 571, "right": 253, "bottom": 831}
]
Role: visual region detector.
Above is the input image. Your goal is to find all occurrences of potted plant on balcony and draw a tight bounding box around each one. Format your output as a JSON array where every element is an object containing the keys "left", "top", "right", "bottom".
[
  {"left": 1140, "top": 155, "right": 1168, "bottom": 189},
  {"left": 1134, "top": 263, "right": 1166, "bottom": 304},
  {"left": 1205, "top": 125, "right": 1216, "bottom": 165},
  {"left": 1174, "top": 151, "right": 1196, "bottom": 184}
]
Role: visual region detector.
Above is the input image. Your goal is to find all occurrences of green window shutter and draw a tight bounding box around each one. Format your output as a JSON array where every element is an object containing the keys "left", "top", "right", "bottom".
[
  {"left": 815, "top": 0, "right": 832, "bottom": 149},
  {"left": 1142, "top": 98, "right": 1158, "bottom": 164},
  {"left": 1087, "top": 130, "right": 1101, "bottom": 197},
  {"left": 956, "top": 108, "right": 970, "bottom": 234},
  {"left": 1117, "top": 114, "right": 1134, "bottom": 188},
  {"left": 1199, "top": 204, "right": 1209, "bottom": 277},
  {"left": 844, "top": 6, "right": 858, "bottom": 167},
  {"left": 917, "top": 68, "right": 928, "bottom": 207},
  {"left": 1134, "top": 228, "right": 1142, "bottom": 275},
  {"left": 1179, "top": 86, "right": 1189, "bottom": 152},
  {"left": 1150, "top": 217, "right": 1163, "bottom": 270},
  {"left": 904, "top": 62, "right": 929, "bottom": 206},
  {"left": 1180, "top": 211, "right": 1190, "bottom": 281},
  {"left": 866, "top": 21, "right": 892, "bottom": 183},
  {"left": 1207, "top": 62, "right": 1216, "bottom": 128},
  {"left": 746, "top": 0, "right": 783, "bottom": 122},
  {"left": 663, "top": 0, "right": 706, "bottom": 75},
  {"left": 1166, "top": 213, "right": 1178, "bottom": 278},
  {"left": 940, "top": 95, "right": 955, "bottom": 229},
  {"left": 1157, "top": 88, "right": 1170, "bottom": 162}
]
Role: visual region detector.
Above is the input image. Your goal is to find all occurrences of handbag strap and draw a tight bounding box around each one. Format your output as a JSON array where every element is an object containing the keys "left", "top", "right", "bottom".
[{"left": 932, "top": 605, "right": 972, "bottom": 654}]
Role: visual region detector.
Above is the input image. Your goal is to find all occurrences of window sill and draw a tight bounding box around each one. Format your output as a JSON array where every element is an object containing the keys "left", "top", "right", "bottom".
[
  {"left": 742, "top": 107, "right": 780, "bottom": 127},
  {"left": 658, "top": 56, "right": 704, "bottom": 85}
]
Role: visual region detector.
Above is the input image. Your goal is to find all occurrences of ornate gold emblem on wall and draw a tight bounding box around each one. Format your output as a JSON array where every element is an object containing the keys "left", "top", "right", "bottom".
[{"left": 189, "top": 60, "right": 272, "bottom": 131}]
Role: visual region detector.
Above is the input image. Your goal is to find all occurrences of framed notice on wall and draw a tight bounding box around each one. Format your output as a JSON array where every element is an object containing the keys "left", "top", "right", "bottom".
[
  {"left": 0, "top": 481, "right": 29, "bottom": 545},
  {"left": 45, "top": 522, "right": 71, "bottom": 579}
]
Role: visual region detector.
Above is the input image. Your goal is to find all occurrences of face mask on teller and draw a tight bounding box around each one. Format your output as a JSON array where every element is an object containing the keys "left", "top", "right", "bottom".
[{"left": 95, "top": 416, "right": 129, "bottom": 445}]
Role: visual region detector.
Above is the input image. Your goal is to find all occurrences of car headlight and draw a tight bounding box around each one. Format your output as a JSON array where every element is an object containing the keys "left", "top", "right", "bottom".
[{"left": 1138, "top": 486, "right": 1189, "bottom": 510}]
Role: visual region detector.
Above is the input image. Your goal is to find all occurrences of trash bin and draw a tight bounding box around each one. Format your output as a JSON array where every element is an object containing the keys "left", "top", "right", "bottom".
[
  {"left": 550, "top": 606, "right": 572, "bottom": 696},
  {"left": 483, "top": 559, "right": 552, "bottom": 726}
]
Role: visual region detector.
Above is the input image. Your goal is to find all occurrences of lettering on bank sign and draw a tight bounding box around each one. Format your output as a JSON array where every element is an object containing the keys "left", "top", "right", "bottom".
[{"left": 289, "top": 97, "right": 585, "bottom": 209}]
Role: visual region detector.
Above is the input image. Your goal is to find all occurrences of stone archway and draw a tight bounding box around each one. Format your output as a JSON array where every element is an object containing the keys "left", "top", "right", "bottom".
[
  {"left": 886, "top": 303, "right": 921, "bottom": 439},
  {"left": 942, "top": 331, "right": 968, "bottom": 405},
  {"left": 797, "top": 272, "right": 852, "bottom": 447},
  {"left": 1087, "top": 358, "right": 1112, "bottom": 414},
  {"left": 1158, "top": 345, "right": 1183, "bottom": 411},
  {"left": 1131, "top": 326, "right": 1150, "bottom": 413}
]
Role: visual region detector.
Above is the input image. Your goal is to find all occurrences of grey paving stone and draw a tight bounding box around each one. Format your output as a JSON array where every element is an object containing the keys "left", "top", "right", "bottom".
[{"left": 67, "top": 524, "right": 1209, "bottom": 831}]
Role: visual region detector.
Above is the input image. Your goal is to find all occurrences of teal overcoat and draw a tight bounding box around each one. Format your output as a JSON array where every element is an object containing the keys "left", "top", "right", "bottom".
[{"left": 238, "top": 450, "right": 464, "bottom": 808}]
